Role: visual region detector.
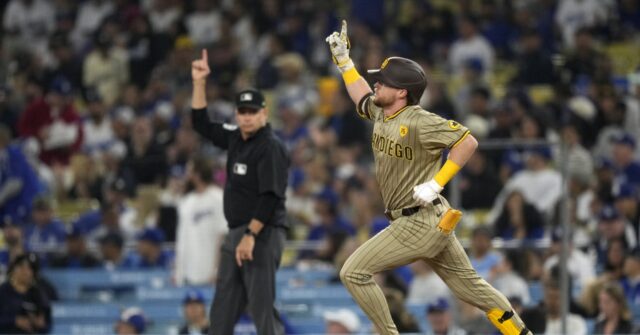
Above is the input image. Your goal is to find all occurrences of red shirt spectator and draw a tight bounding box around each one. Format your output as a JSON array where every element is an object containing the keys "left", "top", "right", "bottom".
[{"left": 17, "top": 77, "right": 83, "bottom": 166}]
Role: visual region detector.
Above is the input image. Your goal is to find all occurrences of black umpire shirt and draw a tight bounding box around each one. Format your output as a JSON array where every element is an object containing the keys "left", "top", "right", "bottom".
[{"left": 192, "top": 108, "right": 290, "bottom": 229}]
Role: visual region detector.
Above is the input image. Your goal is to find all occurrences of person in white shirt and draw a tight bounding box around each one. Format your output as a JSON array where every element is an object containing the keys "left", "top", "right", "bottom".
[
  {"left": 543, "top": 278, "right": 587, "bottom": 335},
  {"left": 2, "top": 0, "right": 55, "bottom": 54},
  {"left": 81, "top": 88, "right": 114, "bottom": 157},
  {"left": 492, "top": 251, "right": 531, "bottom": 306},
  {"left": 448, "top": 16, "right": 495, "bottom": 77},
  {"left": 407, "top": 261, "right": 451, "bottom": 305},
  {"left": 71, "top": 0, "right": 115, "bottom": 50},
  {"left": 185, "top": 0, "right": 222, "bottom": 46},
  {"left": 543, "top": 229, "right": 595, "bottom": 293},
  {"left": 174, "top": 156, "right": 228, "bottom": 286}
]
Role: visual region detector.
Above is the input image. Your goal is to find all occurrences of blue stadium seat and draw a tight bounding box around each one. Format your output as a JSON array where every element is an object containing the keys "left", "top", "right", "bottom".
[
  {"left": 276, "top": 267, "right": 336, "bottom": 286},
  {"left": 135, "top": 285, "right": 214, "bottom": 302},
  {"left": 277, "top": 285, "right": 353, "bottom": 304}
]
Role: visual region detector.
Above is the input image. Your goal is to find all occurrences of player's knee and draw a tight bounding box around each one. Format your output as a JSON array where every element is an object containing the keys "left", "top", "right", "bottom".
[{"left": 339, "top": 265, "right": 371, "bottom": 285}]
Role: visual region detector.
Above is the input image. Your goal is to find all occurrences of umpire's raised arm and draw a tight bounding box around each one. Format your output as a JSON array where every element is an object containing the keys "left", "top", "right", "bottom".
[
  {"left": 190, "top": 49, "right": 231, "bottom": 149},
  {"left": 326, "top": 20, "right": 372, "bottom": 105}
]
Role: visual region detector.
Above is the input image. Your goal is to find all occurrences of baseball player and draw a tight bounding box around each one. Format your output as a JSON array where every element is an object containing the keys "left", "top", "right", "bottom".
[{"left": 326, "top": 21, "right": 532, "bottom": 335}]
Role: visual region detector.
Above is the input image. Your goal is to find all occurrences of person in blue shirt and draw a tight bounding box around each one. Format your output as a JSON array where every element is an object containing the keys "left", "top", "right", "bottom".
[
  {"left": 469, "top": 226, "right": 503, "bottom": 281},
  {"left": 23, "top": 197, "right": 66, "bottom": 260},
  {"left": 123, "top": 228, "right": 172, "bottom": 269},
  {"left": 622, "top": 247, "right": 640, "bottom": 306},
  {"left": 611, "top": 133, "right": 640, "bottom": 191},
  {"left": 49, "top": 226, "right": 100, "bottom": 269},
  {"left": 0, "top": 125, "right": 42, "bottom": 226},
  {"left": 98, "top": 232, "right": 127, "bottom": 271}
]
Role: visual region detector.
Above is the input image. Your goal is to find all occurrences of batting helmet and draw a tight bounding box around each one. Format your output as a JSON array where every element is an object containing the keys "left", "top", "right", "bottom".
[{"left": 367, "top": 57, "right": 427, "bottom": 105}]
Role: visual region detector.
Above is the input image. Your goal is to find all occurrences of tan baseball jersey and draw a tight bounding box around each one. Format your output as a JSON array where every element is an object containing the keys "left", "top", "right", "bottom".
[{"left": 357, "top": 93, "right": 470, "bottom": 210}]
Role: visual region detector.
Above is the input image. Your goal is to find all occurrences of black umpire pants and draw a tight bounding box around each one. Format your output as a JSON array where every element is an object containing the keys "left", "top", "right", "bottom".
[{"left": 209, "top": 225, "right": 286, "bottom": 335}]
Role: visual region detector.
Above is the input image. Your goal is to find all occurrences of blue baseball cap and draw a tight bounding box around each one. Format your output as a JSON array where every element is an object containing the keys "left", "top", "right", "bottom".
[
  {"left": 182, "top": 289, "right": 205, "bottom": 305},
  {"left": 610, "top": 133, "right": 636, "bottom": 148},
  {"left": 136, "top": 228, "right": 165, "bottom": 244},
  {"left": 599, "top": 205, "right": 621, "bottom": 221},
  {"left": 120, "top": 307, "right": 146, "bottom": 334},
  {"left": 49, "top": 76, "right": 73, "bottom": 96},
  {"left": 524, "top": 146, "right": 552, "bottom": 160},
  {"left": 426, "top": 298, "right": 450, "bottom": 313}
]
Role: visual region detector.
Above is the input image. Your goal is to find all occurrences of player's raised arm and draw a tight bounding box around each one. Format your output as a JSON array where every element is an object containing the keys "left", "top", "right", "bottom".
[
  {"left": 326, "top": 20, "right": 372, "bottom": 104},
  {"left": 191, "top": 49, "right": 210, "bottom": 109}
]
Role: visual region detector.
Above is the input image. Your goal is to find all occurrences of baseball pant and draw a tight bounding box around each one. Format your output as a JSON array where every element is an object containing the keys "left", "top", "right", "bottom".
[
  {"left": 209, "top": 225, "right": 286, "bottom": 335},
  {"left": 340, "top": 206, "right": 525, "bottom": 335}
]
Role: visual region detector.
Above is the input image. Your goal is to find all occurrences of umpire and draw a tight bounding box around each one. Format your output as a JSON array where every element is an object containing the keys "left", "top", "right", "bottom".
[{"left": 190, "top": 49, "right": 289, "bottom": 335}]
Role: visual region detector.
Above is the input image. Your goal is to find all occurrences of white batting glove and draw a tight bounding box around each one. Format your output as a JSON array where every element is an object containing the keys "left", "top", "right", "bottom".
[
  {"left": 413, "top": 180, "right": 443, "bottom": 206},
  {"left": 325, "top": 20, "right": 354, "bottom": 73}
]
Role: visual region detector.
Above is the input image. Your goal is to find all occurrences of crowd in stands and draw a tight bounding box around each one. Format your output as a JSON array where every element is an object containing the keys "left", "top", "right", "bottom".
[{"left": 0, "top": 0, "right": 640, "bottom": 333}]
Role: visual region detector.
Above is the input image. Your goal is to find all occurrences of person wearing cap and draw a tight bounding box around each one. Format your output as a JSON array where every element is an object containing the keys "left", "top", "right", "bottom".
[
  {"left": 23, "top": 196, "right": 66, "bottom": 259},
  {"left": 49, "top": 225, "right": 100, "bottom": 269},
  {"left": 326, "top": 21, "right": 531, "bottom": 335},
  {"left": 17, "top": 75, "right": 83, "bottom": 166},
  {"left": 98, "top": 231, "right": 126, "bottom": 270},
  {"left": 425, "top": 298, "right": 467, "bottom": 335},
  {"left": 191, "top": 49, "right": 290, "bottom": 335},
  {"left": 613, "top": 183, "right": 639, "bottom": 236},
  {"left": 114, "top": 307, "right": 147, "bottom": 335},
  {"left": 0, "top": 223, "right": 26, "bottom": 281},
  {"left": 622, "top": 247, "right": 640, "bottom": 306},
  {"left": 174, "top": 155, "right": 228, "bottom": 286},
  {"left": 179, "top": 290, "right": 209, "bottom": 335},
  {"left": 0, "top": 253, "right": 52, "bottom": 334},
  {"left": 594, "top": 205, "right": 638, "bottom": 265},
  {"left": 123, "top": 227, "right": 172, "bottom": 269},
  {"left": 81, "top": 87, "right": 115, "bottom": 157},
  {"left": 0, "top": 124, "right": 42, "bottom": 227},
  {"left": 324, "top": 308, "right": 360, "bottom": 334},
  {"left": 611, "top": 132, "right": 640, "bottom": 190}
]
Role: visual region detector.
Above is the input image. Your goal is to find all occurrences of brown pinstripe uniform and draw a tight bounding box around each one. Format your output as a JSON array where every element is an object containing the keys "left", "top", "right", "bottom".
[{"left": 340, "top": 94, "right": 526, "bottom": 334}]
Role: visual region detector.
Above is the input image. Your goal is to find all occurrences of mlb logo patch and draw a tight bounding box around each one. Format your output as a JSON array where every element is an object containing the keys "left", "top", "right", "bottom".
[
  {"left": 233, "top": 163, "right": 247, "bottom": 175},
  {"left": 240, "top": 93, "right": 253, "bottom": 102}
]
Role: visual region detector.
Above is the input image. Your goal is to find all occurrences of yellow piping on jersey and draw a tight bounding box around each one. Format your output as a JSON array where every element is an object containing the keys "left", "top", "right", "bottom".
[
  {"left": 384, "top": 105, "right": 410, "bottom": 122},
  {"left": 451, "top": 130, "right": 471, "bottom": 148}
]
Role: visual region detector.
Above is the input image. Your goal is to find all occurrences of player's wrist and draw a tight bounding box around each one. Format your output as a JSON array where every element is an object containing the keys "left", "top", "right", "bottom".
[
  {"left": 337, "top": 58, "right": 354, "bottom": 73},
  {"left": 341, "top": 66, "right": 360, "bottom": 84},
  {"left": 426, "top": 179, "right": 443, "bottom": 193},
  {"left": 192, "top": 78, "right": 207, "bottom": 86},
  {"left": 433, "top": 160, "right": 461, "bottom": 187}
]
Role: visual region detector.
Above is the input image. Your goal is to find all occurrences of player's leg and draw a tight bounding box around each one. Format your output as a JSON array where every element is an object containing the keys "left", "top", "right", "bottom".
[
  {"left": 209, "top": 233, "right": 248, "bottom": 335},
  {"left": 243, "top": 226, "right": 286, "bottom": 335},
  {"left": 340, "top": 210, "right": 449, "bottom": 335},
  {"left": 427, "top": 237, "right": 532, "bottom": 335}
]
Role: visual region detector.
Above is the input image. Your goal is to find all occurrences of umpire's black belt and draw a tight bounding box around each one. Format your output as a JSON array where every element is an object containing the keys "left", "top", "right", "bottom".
[{"left": 384, "top": 199, "right": 441, "bottom": 221}]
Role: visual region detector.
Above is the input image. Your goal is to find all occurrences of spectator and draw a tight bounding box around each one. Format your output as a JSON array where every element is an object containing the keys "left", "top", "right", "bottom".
[
  {"left": 124, "top": 117, "right": 167, "bottom": 185},
  {"left": 70, "top": 0, "right": 115, "bottom": 50},
  {"left": 114, "top": 307, "right": 146, "bottom": 335},
  {"left": 563, "top": 27, "right": 604, "bottom": 83},
  {"left": 425, "top": 298, "right": 467, "bottom": 335},
  {"left": 491, "top": 251, "right": 531, "bottom": 306},
  {"left": 185, "top": 0, "right": 221, "bottom": 46},
  {"left": 593, "top": 283, "right": 635, "bottom": 335},
  {"left": 511, "top": 29, "right": 556, "bottom": 85},
  {"left": 2, "top": 0, "right": 55, "bottom": 55},
  {"left": 494, "top": 191, "right": 545, "bottom": 241},
  {"left": 468, "top": 226, "right": 502, "bottom": 281},
  {"left": 49, "top": 226, "right": 100, "bottom": 269},
  {"left": 174, "top": 156, "right": 227, "bottom": 286},
  {"left": 543, "top": 229, "right": 595, "bottom": 292},
  {"left": 23, "top": 196, "right": 66, "bottom": 258},
  {"left": 594, "top": 206, "right": 637, "bottom": 266},
  {"left": 0, "top": 223, "right": 25, "bottom": 281},
  {"left": 147, "top": 0, "right": 183, "bottom": 34},
  {"left": 449, "top": 16, "right": 495, "bottom": 77},
  {"left": 555, "top": 1, "right": 608, "bottom": 47},
  {"left": 543, "top": 277, "right": 588, "bottom": 335},
  {"left": 17, "top": 76, "right": 83, "bottom": 167},
  {"left": 124, "top": 227, "right": 172, "bottom": 269},
  {"left": 178, "top": 290, "right": 209, "bottom": 335},
  {"left": 306, "top": 188, "right": 355, "bottom": 243},
  {"left": 489, "top": 147, "right": 562, "bottom": 222},
  {"left": 83, "top": 30, "right": 129, "bottom": 107},
  {"left": 98, "top": 232, "right": 126, "bottom": 271},
  {"left": 601, "top": 238, "right": 629, "bottom": 281},
  {"left": 610, "top": 133, "right": 640, "bottom": 192},
  {"left": 459, "top": 152, "right": 501, "bottom": 210},
  {"left": 621, "top": 247, "right": 640, "bottom": 306},
  {"left": 323, "top": 308, "right": 360, "bottom": 335},
  {"left": 406, "top": 261, "right": 451, "bottom": 305},
  {"left": 385, "top": 288, "right": 420, "bottom": 333},
  {"left": 613, "top": 184, "right": 639, "bottom": 236},
  {"left": 0, "top": 125, "right": 42, "bottom": 226},
  {"left": 81, "top": 88, "right": 114, "bottom": 158},
  {"left": 0, "top": 253, "right": 51, "bottom": 334}
]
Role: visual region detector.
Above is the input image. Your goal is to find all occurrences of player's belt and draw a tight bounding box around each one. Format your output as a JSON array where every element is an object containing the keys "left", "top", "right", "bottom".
[{"left": 384, "top": 199, "right": 442, "bottom": 221}]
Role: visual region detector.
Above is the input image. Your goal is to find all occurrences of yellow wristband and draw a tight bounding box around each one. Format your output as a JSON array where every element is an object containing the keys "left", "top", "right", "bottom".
[
  {"left": 434, "top": 159, "right": 461, "bottom": 187},
  {"left": 342, "top": 67, "right": 361, "bottom": 85}
]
